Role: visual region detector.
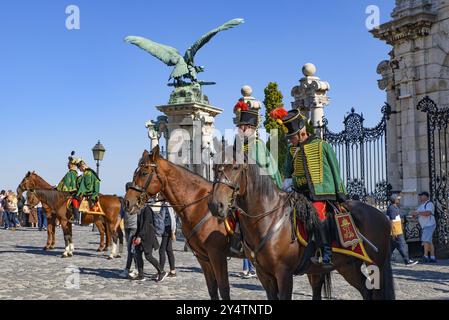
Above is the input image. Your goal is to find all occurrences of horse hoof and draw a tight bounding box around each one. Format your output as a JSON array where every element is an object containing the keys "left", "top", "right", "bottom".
[
  {"left": 68, "top": 253, "right": 73, "bottom": 257},
  {"left": 115, "top": 255, "right": 121, "bottom": 258},
  {"left": 43, "top": 247, "right": 49, "bottom": 251},
  {"left": 107, "top": 256, "right": 113, "bottom": 260},
  {"left": 97, "top": 247, "right": 103, "bottom": 252}
]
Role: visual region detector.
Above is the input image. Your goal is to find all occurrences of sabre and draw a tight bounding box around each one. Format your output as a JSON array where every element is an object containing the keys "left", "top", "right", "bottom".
[{"left": 356, "top": 229, "right": 379, "bottom": 253}]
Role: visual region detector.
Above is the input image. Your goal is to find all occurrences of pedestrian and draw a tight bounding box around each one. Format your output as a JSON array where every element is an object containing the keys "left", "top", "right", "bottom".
[
  {"left": 5, "top": 191, "right": 19, "bottom": 230},
  {"left": 131, "top": 201, "right": 167, "bottom": 282},
  {"left": 156, "top": 201, "right": 177, "bottom": 278},
  {"left": 36, "top": 202, "right": 47, "bottom": 231},
  {"left": 386, "top": 194, "right": 417, "bottom": 266},
  {"left": 118, "top": 186, "right": 138, "bottom": 279},
  {"left": 240, "top": 259, "right": 257, "bottom": 278},
  {"left": 28, "top": 205, "right": 38, "bottom": 228},
  {"left": 0, "top": 190, "right": 8, "bottom": 229},
  {"left": 411, "top": 192, "right": 437, "bottom": 263}
]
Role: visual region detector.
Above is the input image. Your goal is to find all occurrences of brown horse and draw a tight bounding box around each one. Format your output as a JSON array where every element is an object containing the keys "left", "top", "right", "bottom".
[
  {"left": 209, "top": 163, "right": 395, "bottom": 300},
  {"left": 17, "top": 172, "right": 112, "bottom": 252},
  {"left": 17, "top": 172, "right": 124, "bottom": 258},
  {"left": 124, "top": 147, "right": 237, "bottom": 300}
]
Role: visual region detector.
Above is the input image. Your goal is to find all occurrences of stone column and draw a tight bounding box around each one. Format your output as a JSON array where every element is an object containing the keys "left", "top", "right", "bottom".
[
  {"left": 291, "top": 63, "right": 330, "bottom": 138},
  {"left": 156, "top": 83, "right": 222, "bottom": 178},
  {"left": 372, "top": 0, "right": 449, "bottom": 258}
]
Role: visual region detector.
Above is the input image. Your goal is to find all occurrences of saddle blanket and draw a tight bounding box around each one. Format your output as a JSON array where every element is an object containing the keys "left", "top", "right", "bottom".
[
  {"left": 67, "top": 198, "right": 105, "bottom": 216},
  {"left": 224, "top": 209, "right": 373, "bottom": 264},
  {"left": 295, "top": 210, "right": 373, "bottom": 264}
]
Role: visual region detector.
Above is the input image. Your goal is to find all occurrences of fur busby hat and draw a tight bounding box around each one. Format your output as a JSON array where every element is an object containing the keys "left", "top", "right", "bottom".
[
  {"left": 270, "top": 107, "right": 306, "bottom": 137},
  {"left": 68, "top": 151, "right": 78, "bottom": 166},
  {"left": 234, "top": 98, "right": 260, "bottom": 127}
]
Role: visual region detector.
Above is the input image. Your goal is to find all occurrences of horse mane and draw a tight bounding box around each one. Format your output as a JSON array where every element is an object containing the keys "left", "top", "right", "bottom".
[
  {"left": 34, "top": 189, "right": 71, "bottom": 208},
  {"left": 141, "top": 152, "right": 212, "bottom": 185},
  {"left": 30, "top": 172, "right": 52, "bottom": 188},
  {"left": 246, "top": 164, "right": 279, "bottom": 198}
]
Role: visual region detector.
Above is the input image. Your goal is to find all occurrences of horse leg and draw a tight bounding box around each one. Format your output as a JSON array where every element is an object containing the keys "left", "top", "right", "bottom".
[
  {"left": 95, "top": 217, "right": 106, "bottom": 252},
  {"left": 197, "top": 259, "right": 220, "bottom": 300},
  {"left": 307, "top": 274, "right": 324, "bottom": 300},
  {"left": 106, "top": 222, "right": 117, "bottom": 260},
  {"left": 208, "top": 251, "right": 230, "bottom": 300},
  {"left": 51, "top": 217, "right": 56, "bottom": 249},
  {"left": 371, "top": 255, "right": 395, "bottom": 300},
  {"left": 337, "top": 259, "right": 371, "bottom": 300},
  {"left": 275, "top": 267, "right": 294, "bottom": 300},
  {"left": 256, "top": 268, "right": 279, "bottom": 300},
  {"left": 60, "top": 220, "right": 71, "bottom": 258},
  {"left": 44, "top": 215, "right": 55, "bottom": 250},
  {"left": 68, "top": 222, "right": 74, "bottom": 255}
]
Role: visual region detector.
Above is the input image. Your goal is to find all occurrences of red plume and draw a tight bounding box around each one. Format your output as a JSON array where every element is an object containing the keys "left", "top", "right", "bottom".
[
  {"left": 234, "top": 99, "right": 249, "bottom": 113},
  {"left": 270, "top": 107, "right": 288, "bottom": 120}
]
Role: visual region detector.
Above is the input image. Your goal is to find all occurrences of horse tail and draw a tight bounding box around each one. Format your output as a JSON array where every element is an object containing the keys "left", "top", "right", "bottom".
[
  {"left": 380, "top": 253, "right": 395, "bottom": 300},
  {"left": 323, "top": 272, "right": 332, "bottom": 300}
]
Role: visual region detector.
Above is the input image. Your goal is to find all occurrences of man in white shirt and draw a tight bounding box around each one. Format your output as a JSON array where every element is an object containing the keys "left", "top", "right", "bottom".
[{"left": 411, "top": 192, "right": 437, "bottom": 263}]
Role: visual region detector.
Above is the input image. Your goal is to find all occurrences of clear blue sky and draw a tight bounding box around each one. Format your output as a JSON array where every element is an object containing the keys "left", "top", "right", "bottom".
[{"left": 0, "top": 0, "right": 395, "bottom": 195}]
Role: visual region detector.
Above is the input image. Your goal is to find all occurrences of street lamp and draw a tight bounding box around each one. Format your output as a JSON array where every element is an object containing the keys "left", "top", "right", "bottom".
[{"left": 92, "top": 140, "right": 106, "bottom": 177}]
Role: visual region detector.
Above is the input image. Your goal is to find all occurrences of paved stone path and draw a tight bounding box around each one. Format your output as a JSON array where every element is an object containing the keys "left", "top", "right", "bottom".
[{"left": 0, "top": 226, "right": 448, "bottom": 300}]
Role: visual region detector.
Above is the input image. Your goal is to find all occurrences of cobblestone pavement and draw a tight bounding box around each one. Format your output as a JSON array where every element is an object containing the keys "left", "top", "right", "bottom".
[{"left": 0, "top": 226, "right": 448, "bottom": 300}]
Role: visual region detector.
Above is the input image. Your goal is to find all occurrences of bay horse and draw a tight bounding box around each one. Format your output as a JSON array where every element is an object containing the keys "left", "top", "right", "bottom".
[
  {"left": 209, "top": 163, "right": 395, "bottom": 300},
  {"left": 124, "top": 147, "right": 236, "bottom": 300},
  {"left": 17, "top": 172, "right": 124, "bottom": 258},
  {"left": 17, "top": 172, "right": 111, "bottom": 252}
]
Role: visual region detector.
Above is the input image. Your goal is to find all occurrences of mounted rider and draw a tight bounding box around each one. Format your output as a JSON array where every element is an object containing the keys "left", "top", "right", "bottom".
[
  {"left": 233, "top": 86, "right": 282, "bottom": 188},
  {"left": 56, "top": 151, "right": 80, "bottom": 222},
  {"left": 75, "top": 159, "right": 101, "bottom": 210},
  {"left": 226, "top": 87, "right": 283, "bottom": 254},
  {"left": 270, "top": 106, "right": 347, "bottom": 268}
]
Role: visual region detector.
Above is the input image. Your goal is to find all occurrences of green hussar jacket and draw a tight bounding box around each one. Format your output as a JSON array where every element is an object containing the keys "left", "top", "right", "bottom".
[
  {"left": 284, "top": 136, "right": 347, "bottom": 202},
  {"left": 56, "top": 169, "right": 78, "bottom": 193},
  {"left": 244, "top": 138, "right": 283, "bottom": 189},
  {"left": 76, "top": 168, "right": 101, "bottom": 201}
]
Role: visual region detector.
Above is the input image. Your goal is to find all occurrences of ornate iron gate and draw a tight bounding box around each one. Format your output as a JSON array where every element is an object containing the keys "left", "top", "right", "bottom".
[
  {"left": 417, "top": 96, "right": 449, "bottom": 247},
  {"left": 323, "top": 105, "right": 392, "bottom": 210}
]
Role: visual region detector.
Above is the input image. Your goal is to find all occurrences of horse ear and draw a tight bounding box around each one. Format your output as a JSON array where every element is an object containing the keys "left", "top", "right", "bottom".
[
  {"left": 142, "top": 150, "right": 149, "bottom": 158},
  {"left": 26, "top": 171, "right": 31, "bottom": 177},
  {"left": 151, "top": 145, "right": 160, "bottom": 161}
]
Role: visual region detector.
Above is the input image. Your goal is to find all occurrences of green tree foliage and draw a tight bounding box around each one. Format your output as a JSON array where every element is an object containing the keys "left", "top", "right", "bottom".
[{"left": 263, "top": 82, "right": 288, "bottom": 179}]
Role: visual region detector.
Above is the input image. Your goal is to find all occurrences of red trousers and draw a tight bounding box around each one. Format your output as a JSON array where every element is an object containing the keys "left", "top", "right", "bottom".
[{"left": 312, "top": 201, "right": 327, "bottom": 221}]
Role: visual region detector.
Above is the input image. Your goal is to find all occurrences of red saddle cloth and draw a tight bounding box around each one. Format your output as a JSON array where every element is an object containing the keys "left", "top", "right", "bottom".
[{"left": 295, "top": 208, "right": 374, "bottom": 264}]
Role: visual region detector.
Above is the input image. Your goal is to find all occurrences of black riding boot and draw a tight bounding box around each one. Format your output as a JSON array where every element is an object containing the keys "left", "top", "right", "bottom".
[
  {"left": 70, "top": 207, "right": 79, "bottom": 224},
  {"left": 311, "top": 220, "right": 333, "bottom": 268}
]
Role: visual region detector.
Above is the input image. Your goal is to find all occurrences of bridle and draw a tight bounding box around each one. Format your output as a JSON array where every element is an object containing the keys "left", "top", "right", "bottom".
[
  {"left": 213, "top": 164, "right": 246, "bottom": 211},
  {"left": 213, "top": 163, "right": 293, "bottom": 219},
  {"left": 128, "top": 160, "right": 211, "bottom": 212},
  {"left": 128, "top": 163, "right": 165, "bottom": 207}
]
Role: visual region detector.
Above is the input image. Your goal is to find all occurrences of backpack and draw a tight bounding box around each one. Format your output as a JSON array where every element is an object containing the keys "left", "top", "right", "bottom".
[{"left": 153, "top": 206, "right": 166, "bottom": 236}]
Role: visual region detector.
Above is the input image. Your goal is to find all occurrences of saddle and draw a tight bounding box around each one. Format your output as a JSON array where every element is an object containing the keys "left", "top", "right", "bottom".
[
  {"left": 68, "top": 198, "right": 105, "bottom": 216},
  {"left": 291, "top": 194, "right": 373, "bottom": 265}
]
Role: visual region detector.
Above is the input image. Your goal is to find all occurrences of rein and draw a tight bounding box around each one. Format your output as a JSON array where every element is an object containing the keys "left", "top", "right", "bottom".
[
  {"left": 129, "top": 162, "right": 211, "bottom": 213},
  {"left": 214, "top": 165, "right": 293, "bottom": 219}
]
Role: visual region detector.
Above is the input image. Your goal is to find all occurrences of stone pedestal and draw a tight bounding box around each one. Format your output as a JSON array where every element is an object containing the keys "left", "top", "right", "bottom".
[
  {"left": 291, "top": 63, "right": 331, "bottom": 137},
  {"left": 155, "top": 85, "right": 222, "bottom": 179}
]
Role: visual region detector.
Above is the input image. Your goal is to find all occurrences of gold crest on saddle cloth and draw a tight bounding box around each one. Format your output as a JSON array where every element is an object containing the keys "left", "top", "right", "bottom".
[{"left": 335, "top": 211, "right": 361, "bottom": 249}]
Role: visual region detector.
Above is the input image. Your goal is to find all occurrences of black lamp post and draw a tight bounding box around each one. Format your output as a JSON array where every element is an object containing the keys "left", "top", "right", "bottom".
[{"left": 92, "top": 140, "right": 106, "bottom": 177}]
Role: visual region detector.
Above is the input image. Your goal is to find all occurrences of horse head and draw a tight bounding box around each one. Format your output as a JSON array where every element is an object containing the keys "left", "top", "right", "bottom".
[
  {"left": 124, "top": 145, "right": 165, "bottom": 214},
  {"left": 17, "top": 171, "right": 36, "bottom": 199},
  {"left": 209, "top": 163, "right": 247, "bottom": 221}
]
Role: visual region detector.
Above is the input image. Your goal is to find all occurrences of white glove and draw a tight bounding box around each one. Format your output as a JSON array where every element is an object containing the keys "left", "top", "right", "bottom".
[{"left": 282, "top": 178, "right": 293, "bottom": 192}]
